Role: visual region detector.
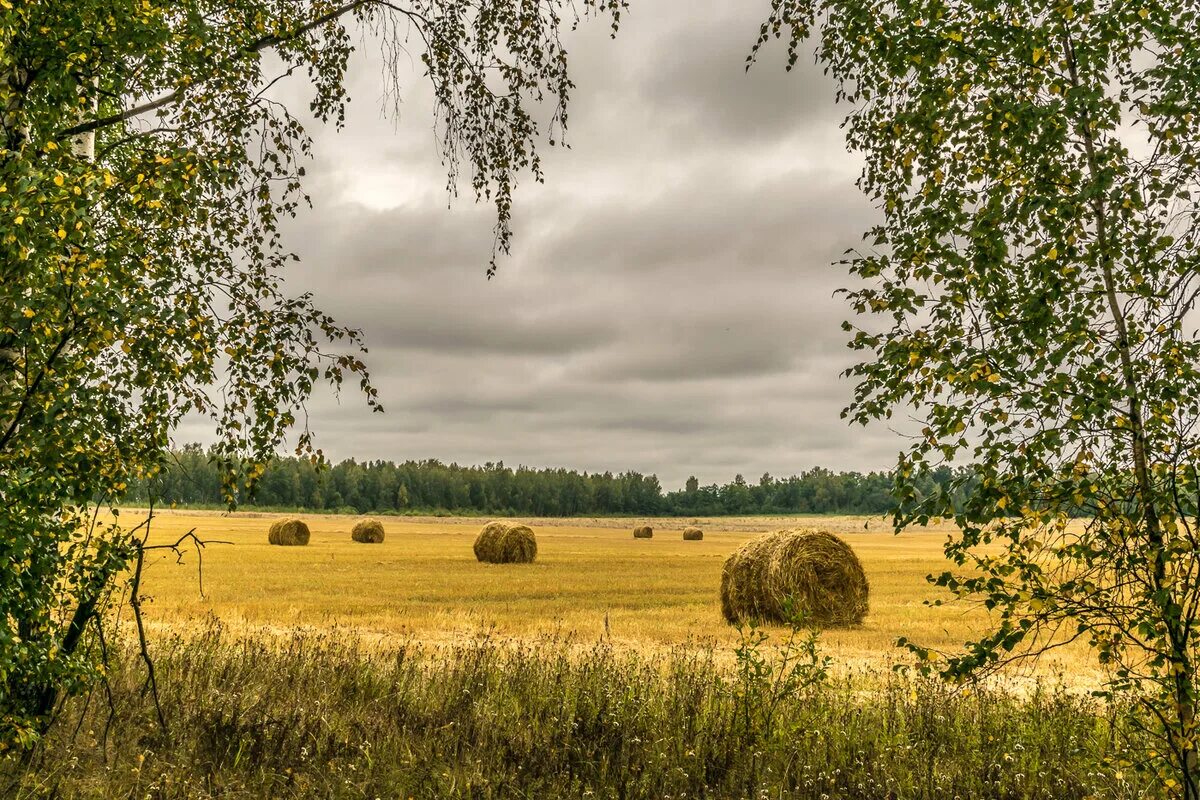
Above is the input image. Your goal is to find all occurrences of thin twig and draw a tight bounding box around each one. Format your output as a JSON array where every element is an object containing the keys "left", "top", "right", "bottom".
[
  {"left": 93, "top": 619, "right": 117, "bottom": 759},
  {"left": 128, "top": 537, "right": 167, "bottom": 736},
  {"left": 142, "top": 528, "right": 233, "bottom": 600}
]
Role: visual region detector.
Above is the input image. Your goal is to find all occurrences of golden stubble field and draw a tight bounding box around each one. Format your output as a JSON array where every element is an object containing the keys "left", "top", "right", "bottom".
[{"left": 127, "top": 509, "right": 1095, "bottom": 677}]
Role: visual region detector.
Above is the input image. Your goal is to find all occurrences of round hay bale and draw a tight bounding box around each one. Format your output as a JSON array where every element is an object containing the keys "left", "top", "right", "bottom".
[
  {"left": 720, "top": 529, "right": 868, "bottom": 627},
  {"left": 268, "top": 518, "right": 310, "bottom": 547},
  {"left": 473, "top": 521, "right": 510, "bottom": 562},
  {"left": 682, "top": 526, "right": 704, "bottom": 541},
  {"left": 633, "top": 525, "right": 654, "bottom": 539},
  {"left": 497, "top": 524, "right": 537, "bottom": 563},
  {"left": 351, "top": 519, "right": 385, "bottom": 543},
  {"left": 474, "top": 521, "right": 537, "bottom": 563}
]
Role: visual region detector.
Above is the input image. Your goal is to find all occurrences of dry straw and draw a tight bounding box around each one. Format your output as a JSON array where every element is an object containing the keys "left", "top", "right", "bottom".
[
  {"left": 351, "top": 519, "right": 385, "bottom": 543},
  {"left": 633, "top": 525, "right": 654, "bottom": 539},
  {"left": 267, "top": 518, "right": 311, "bottom": 546},
  {"left": 474, "top": 521, "right": 537, "bottom": 563},
  {"left": 682, "top": 526, "right": 704, "bottom": 541},
  {"left": 720, "top": 529, "right": 868, "bottom": 627},
  {"left": 473, "top": 521, "right": 510, "bottom": 561}
]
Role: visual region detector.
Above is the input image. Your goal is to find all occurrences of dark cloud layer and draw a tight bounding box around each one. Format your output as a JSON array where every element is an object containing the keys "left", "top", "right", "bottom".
[{"left": 182, "top": 0, "right": 911, "bottom": 488}]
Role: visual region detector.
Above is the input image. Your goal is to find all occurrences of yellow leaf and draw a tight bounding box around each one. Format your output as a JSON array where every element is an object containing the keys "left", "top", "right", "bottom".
[
  {"left": 53, "top": 174, "right": 63, "bottom": 187},
  {"left": 1047, "top": 246, "right": 1058, "bottom": 260},
  {"left": 1032, "top": 47, "right": 1044, "bottom": 64},
  {"left": 997, "top": 497, "right": 1008, "bottom": 510}
]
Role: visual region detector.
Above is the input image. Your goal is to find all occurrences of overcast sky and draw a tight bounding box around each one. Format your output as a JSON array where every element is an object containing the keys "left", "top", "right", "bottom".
[{"left": 184, "top": 1, "right": 907, "bottom": 490}]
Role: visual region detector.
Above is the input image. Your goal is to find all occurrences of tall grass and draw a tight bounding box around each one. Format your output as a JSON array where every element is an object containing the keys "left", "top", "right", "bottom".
[{"left": 6, "top": 623, "right": 1148, "bottom": 799}]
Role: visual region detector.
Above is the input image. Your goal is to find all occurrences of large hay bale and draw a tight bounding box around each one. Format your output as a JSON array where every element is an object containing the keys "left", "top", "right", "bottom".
[
  {"left": 473, "top": 521, "right": 510, "bottom": 561},
  {"left": 267, "top": 518, "right": 310, "bottom": 546},
  {"left": 351, "top": 519, "right": 385, "bottom": 543},
  {"left": 474, "top": 521, "right": 537, "bottom": 563},
  {"left": 682, "top": 526, "right": 704, "bottom": 541},
  {"left": 633, "top": 525, "right": 654, "bottom": 539},
  {"left": 498, "top": 524, "right": 538, "bottom": 563},
  {"left": 720, "top": 529, "right": 868, "bottom": 627}
]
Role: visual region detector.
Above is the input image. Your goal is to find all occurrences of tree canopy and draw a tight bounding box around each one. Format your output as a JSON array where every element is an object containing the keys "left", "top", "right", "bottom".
[
  {"left": 0, "top": 0, "right": 621, "bottom": 748},
  {"left": 755, "top": 0, "right": 1200, "bottom": 793},
  {"left": 129, "top": 445, "right": 962, "bottom": 517}
]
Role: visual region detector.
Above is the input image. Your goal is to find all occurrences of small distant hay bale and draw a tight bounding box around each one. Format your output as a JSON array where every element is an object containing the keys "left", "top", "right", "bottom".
[
  {"left": 633, "top": 525, "right": 654, "bottom": 539},
  {"left": 720, "top": 529, "right": 868, "bottom": 627},
  {"left": 682, "top": 526, "right": 704, "bottom": 541},
  {"left": 267, "top": 518, "right": 310, "bottom": 546},
  {"left": 351, "top": 519, "right": 385, "bottom": 543},
  {"left": 474, "top": 521, "right": 537, "bottom": 564}
]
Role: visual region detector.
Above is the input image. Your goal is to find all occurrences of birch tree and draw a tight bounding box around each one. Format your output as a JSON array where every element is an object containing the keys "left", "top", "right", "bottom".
[
  {"left": 754, "top": 1, "right": 1200, "bottom": 794},
  {"left": 0, "top": 0, "right": 621, "bottom": 748}
]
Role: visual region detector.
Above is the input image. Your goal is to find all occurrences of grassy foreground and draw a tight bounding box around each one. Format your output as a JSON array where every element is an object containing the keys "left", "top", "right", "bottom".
[{"left": 6, "top": 624, "right": 1146, "bottom": 799}]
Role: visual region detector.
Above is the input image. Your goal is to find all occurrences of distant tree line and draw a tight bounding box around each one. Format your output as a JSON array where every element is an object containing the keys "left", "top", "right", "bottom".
[{"left": 127, "top": 445, "right": 970, "bottom": 517}]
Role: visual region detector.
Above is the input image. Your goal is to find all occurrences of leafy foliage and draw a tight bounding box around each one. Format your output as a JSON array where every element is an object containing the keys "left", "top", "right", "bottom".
[
  {"left": 754, "top": 0, "right": 1200, "bottom": 793},
  {"left": 0, "top": 0, "right": 621, "bottom": 748},
  {"left": 729, "top": 604, "right": 832, "bottom": 767}
]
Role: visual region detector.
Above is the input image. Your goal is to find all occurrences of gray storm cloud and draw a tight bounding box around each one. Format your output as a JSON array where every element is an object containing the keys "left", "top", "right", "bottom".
[{"left": 179, "top": 0, "right": 909, "bottom": 489}]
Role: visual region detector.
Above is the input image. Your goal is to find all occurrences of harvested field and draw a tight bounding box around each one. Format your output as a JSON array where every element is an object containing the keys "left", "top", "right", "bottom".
[{"left": 123, "top": 509, "right": 1095, "bottom": 676}]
